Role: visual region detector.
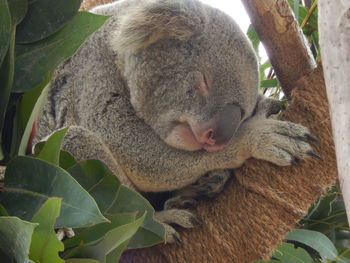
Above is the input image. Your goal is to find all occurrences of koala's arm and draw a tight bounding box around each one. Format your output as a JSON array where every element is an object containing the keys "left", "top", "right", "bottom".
[{"left": 64, "top": 96, "right": 314, "bottom": 193}]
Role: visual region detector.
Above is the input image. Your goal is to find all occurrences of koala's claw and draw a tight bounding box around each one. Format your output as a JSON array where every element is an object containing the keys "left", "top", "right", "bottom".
[
  {"left": 155, "top": 209, "right": 199, "bottom": 244},
  {"left": 155, "top": 209, "right": 199, "bottom": 228},
  {"left": 162, "top": 223, "right": 182, "bottom": 244},
  {"left": 307, "top": 150, "right": 322, "bottom": 160},
  {"left": 305, "top": 133, "right": 319, "bottom": 142}
]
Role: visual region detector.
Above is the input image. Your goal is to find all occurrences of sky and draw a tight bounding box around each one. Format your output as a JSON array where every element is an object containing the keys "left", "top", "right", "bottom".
[
  {"left": 199, "top": 0, "right": 268, "bottom": 61},
  {"left": 199, "top": 0, "right": 251, "bottom": 32}
]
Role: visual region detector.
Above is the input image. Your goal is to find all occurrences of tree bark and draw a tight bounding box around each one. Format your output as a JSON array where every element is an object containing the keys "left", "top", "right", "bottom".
[
  {"left": 80, "top": 0, "right": 337, "bottom": 262},
  {"left": 319, "top": 0, "right": 350, "bottom": 227}
]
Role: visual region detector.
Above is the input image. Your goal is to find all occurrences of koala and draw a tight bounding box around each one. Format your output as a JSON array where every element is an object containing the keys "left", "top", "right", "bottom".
[{"left": 35, "top": 0, "right": 318, "bottom": 243}]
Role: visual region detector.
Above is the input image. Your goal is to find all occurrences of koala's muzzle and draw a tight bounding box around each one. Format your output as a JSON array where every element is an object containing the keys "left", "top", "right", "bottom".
[{"left": 193, "top": 104, "right": 242, "bottom": 152}]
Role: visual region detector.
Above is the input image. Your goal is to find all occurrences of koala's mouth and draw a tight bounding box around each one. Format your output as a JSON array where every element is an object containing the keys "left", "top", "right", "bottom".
[{"left": 164, "top": 123, "right": 228, "bottom": 152}]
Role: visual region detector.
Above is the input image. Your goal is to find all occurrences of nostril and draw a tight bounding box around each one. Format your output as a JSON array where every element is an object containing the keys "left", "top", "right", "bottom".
[
  {"left": 203, "top": 129, "right": 216, "bottom": 145},
  {"left": 206, "top": 130, "right": 213, "bottom": 139}
]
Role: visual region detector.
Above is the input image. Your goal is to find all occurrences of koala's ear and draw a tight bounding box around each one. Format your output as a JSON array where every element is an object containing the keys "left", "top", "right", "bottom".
[{"left": 110, "top": 0, "right": 207, "bottom": 54}]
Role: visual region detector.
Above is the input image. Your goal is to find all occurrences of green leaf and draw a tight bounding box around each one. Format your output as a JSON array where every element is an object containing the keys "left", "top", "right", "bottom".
[
  {"left": 64, "top": 213, "right": 137, "bottom": 249},
  {"left": 1, "top": 156, "right": 108, "bottom": 228},
  {"left": 13, "top": 75, "right": 51, "bottom": 156},
  {"left": 37, "top": 127, "right": 68, "bottom": 165},
  {"left": 286, "top": 229, "right": 338, "bottom": 260},
  {"left": 65, "top": 213, "right": 146, "bottom": 263},
  {"left": 0, "top": 216, "right": 38, "bottom": 263},
  {"left": 7, "top": 0, "right": 27, "bottom": 26},
  {"left": 247, "top": 24, "right": 260, "bottom": 53},
  {"left": 59, "top": 150, "right": 77, "bottom": 170},
  {"left": 13, "top": 11, "right": 109, "bottom": 92},
  {"left": 68, "top": 160, "right": 165, "bottom": 248},
  {"left": 0, "top": 26, "right": 15, "bottom": 158},
  {"left": 0, "top": 205, "right": 9, "bottom": 216},
  {"left": 260, "top": 79, "right": 279, "bottom": 88},
  {"left": 29, "top": 198, "right": 64, "bottom": 263},
  {"left": 16, "top": 0, "right": 81, "bottom": 43},
  {"left": 0, "top": 0, "right": 11, "bottom": 65},
  {"left": 66, "top": 259, "right": 100, "bottom": 263},
  {"left": 273, "top": 242, "right": 314, "bottom": 263}
]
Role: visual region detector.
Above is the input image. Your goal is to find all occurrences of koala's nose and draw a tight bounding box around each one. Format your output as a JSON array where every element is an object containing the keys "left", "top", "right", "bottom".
[
  {"left": 194, "top": 104, "right": 242, "bottom": 149},
  {"left": 197, "top": 128, "right": 216, "bottom": 145}
]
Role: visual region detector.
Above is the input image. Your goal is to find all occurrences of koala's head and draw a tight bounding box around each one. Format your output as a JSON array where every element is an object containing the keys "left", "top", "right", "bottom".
[{"left": 111, "top": 0, "right": 259, "bottom": 152}]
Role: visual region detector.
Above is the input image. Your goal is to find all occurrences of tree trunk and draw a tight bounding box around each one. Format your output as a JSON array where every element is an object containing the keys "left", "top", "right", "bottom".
[
  {"left": 319, "top": 0, "right": 350, "bottom": 227},
  {"left": 80, "top": 0, "right": 337, "bottom": 262}
]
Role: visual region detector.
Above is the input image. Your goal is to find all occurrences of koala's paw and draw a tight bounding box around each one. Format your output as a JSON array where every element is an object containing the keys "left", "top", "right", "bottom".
[
  {"left": 194, "top": 169, "right": 232, "bottom": 199},
  {"left": 254, "top": 96, "right": 285, "bottom": 118},
  {"left": 164, "top": 170, "right": 231, "bottom": 210},
  {"left": 155, "top": 209, "right": 201, "bottom": 244},
  {"left": 247, "top": 98, "right": 320, "bottom": 166}
]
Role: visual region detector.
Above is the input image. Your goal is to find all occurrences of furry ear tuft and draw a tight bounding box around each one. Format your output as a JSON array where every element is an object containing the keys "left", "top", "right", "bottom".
[{"left": 110, "top": 0, "right": 207, "bottom": 54}]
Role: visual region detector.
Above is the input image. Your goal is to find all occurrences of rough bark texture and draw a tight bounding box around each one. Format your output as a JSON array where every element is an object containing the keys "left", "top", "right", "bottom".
[
  {"left": 319, "top": 1, "right": 350, "bottom": 226},
  {"left": 80, "top": 0, "right": 337, "bottom": 262}
]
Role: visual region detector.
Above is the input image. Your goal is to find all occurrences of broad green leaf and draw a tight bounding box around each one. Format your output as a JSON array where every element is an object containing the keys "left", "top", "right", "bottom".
[
  {"left": 0, "top": 205, "right": 9, "bottom": 216},
  {"left": 37, "top": 127, "right": 68, "bottom": 165},
  {"left": 1, "top": 156, "right": 108, "bottom": 228},
  {"left": 66, "top": 259, "right": 100, "bottom": 263},
  {"left": 68, "top": 160, "right": 165, "bottom": 248},
  {"left": 0, "top": 0, "right": 11, "bottom": 65},
  {"left": 29, "top": 198, "right": 64, "bottom": 263},
  {"left": 105, "top": 213, "right": 145, "bottom": 259},
  {"left": 7, "top": 0, "right": 27, "bottom": 25},
  {"left": 108, "top": 186, "right": 165, "bottom": 248},
  {"left": 13, "top": 12, "right": 109, "bottom": 92},
  {"left": 273, "top": 242, "right": 313, "bottom": 263},
  {"left": 59, "top": 150, "right": 77, "bottom": 170},
  {"left": 106, "top": 240, "right": 129, "bottom": 263},
  {"left": 16, "top": 0, "right": 81, "bottom": 43},
  {"left": 0, "top": 27, "right": 15, "bottom": 158},
  {"left": 0, "top": 216, "right": 38, "bottom": 263},
  {"left": 286, "top": 229, "right": 338, "bottom": 260},
  {"left": 260, "top": 79, "right": 279, "bottom": 88},
  {"left": 64, "top": 213, "right": 137, "bottom": 249},
  {"left": 67, "top": 160, "right": 121, "bottom": 213},
  {"left": 14, "top": 76, "right": 51, "bottom": 156},
  {"left": 65, "top": 213, "right": 146, "bottom": 263}
]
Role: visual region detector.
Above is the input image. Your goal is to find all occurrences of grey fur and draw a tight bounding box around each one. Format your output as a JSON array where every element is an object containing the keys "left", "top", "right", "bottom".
[{"left": 35, "top": 0, "right": 315, "bottom": 242}]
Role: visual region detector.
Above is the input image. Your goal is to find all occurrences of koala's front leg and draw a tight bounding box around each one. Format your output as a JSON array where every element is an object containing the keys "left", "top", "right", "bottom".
[
  {"left": 238, "top": 97, "right": 320, "bottom": 166},
  {"left": 164, "top": 169, "right": 232, "bottom": 210},
  {"left": 61, "top": 126, "right": 135, "bottom": 189}
]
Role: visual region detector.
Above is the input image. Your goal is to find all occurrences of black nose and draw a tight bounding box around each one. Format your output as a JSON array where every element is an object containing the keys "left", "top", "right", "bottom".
[{"left": 212, "top": 104, "right": 242, "bottom": 144}]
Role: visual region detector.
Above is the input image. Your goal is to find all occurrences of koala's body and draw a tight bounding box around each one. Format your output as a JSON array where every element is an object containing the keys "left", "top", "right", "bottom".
[{"left": 36, "top": 0, "right": 316, "bottom": 242}]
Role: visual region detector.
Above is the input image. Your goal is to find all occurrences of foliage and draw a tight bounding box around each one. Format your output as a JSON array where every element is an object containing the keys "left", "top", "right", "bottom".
[
  {"left": 0, "top": 1, "right": 165, "bottom": 262},
  {"left": 249, "top": 0, "right": 350, "bottom": 262}
]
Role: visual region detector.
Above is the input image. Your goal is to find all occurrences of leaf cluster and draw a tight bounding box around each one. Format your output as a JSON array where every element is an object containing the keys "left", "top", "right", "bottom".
[{"left": 0, "top": 1, "right": 165, "bottom": 262}]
